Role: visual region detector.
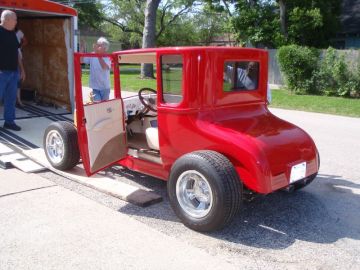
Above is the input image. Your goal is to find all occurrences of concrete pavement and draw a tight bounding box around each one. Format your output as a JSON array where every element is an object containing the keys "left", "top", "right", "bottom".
[
  {"left": 0, "top": 168, "right": 238, "bottom": 270},
  {"left": 1, "top": 107, "right": 360, "bottom": 269}
]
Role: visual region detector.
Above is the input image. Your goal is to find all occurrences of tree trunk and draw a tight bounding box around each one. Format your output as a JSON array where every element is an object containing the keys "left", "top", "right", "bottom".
[
  {"left": 278, "top": 0, "right": 287, "bottom": 39},
  {"left": 249, "top": 0, "right": 256, "bottom": 7},
  {"left": 141, "top": 0, "right": 161, "bottom": 78}
]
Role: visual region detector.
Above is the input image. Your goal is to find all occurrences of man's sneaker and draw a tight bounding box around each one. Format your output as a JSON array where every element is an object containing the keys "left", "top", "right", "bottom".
[{"left": 3, "top": 122, "right": 21, "bottom": 131}]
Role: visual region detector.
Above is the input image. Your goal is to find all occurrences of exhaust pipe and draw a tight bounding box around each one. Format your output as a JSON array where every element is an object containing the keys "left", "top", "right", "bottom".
[{"left": 283, "top": 184, "right": 295, "bottom": 193}]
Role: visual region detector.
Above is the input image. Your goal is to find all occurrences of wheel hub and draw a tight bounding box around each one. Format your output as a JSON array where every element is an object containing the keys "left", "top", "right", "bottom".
[
  {"left": 46, "top": 130, "right": 64, "bottom": 164},
  {"left": 176, "top": 170, "right": 213, "bottom": 218}
]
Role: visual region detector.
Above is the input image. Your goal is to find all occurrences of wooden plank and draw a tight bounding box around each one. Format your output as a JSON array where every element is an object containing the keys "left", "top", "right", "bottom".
[
  {"left": 0, "top": 153, "right": 25, "bottom": 169},
  {"left": 11, "top": 159, "right": 47, "bottom": 173},
  {"left": 0, "top": 143, "right": 15, "bottom": 155},
  {"left": 22, "top": 149, "right": 162, "bottom": 207}
]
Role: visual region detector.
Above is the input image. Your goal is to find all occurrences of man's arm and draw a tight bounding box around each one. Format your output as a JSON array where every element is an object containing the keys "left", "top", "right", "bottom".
[
  {"left": 18, "top": 54, "right": 25, "bottom": 81},
  {"left": 97, "top": 57, "right": 110, "bottom": 70}
]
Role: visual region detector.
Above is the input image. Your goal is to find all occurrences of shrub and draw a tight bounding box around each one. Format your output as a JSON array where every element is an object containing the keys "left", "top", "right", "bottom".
[
  {"left": 277, "top": 44, "right": 319, "bottom": 94},
  {"left": 314, "top": 47, "right": 360, "bottom": 97}
]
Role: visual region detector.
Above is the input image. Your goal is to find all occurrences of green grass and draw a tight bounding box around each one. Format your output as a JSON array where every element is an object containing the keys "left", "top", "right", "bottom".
[
  {"left": 81, "top": 70, "right": 360, "bottom": 117},
  {"left": 81, "top": 67, "right": 157, "bottom": 91},
  {"left": 162, "top": 69, "right": 182, "bottom": 94},
  {"left": 81, "top": 65, "right": 179, "bottom": 93},
  {"left": 270, "top": 89, "right": 360, "bottom": 117}
]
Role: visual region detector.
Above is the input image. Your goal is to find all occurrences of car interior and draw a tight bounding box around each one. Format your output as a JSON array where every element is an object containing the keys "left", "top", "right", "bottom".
[
  {"left": 81, "top": 52, "right": 183, "bottom": 165},
  {"left": 119, "top": 52, "right": 183, "bottom": 164}
]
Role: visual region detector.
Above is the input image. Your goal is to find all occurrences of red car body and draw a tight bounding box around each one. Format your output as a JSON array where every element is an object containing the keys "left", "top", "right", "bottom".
[{"left": 73, "top": 47, "right": 319, "bottom": 195}]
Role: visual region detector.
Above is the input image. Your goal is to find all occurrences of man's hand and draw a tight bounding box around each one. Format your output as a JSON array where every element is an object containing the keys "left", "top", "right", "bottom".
[
  {"left": 98, "top": 57, "right": 110, "bottom": 70},
  {"left": 18, "top": 55, "right": 26, "bottom": 81}
]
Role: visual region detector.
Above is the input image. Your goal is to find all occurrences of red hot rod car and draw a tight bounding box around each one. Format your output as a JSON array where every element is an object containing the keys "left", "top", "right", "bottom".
[{"left": 43, "top": 47, "right": 319, "bottom": 232}]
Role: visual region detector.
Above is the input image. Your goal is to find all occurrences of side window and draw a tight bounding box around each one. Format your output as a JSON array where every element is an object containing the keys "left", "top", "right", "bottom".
[
  {"left": 161, "top": 55, "right": 183, "bottom": 104},
  {"left": 223, "top": 61, "right": 259, "bottom": 92}
]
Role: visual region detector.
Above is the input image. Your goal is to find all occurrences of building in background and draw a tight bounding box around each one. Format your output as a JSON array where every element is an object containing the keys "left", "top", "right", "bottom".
[
  {"left": 79, "top": 26, "right": 122, "bottom": 53},
  {"left": 333, "top": 0, "right": 360, "bottom": 49}
]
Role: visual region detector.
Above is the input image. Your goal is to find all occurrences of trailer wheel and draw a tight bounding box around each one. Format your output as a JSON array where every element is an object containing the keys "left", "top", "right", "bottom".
[
  {"left": 168, "top": 150, "right": 242, "bottom": 232},
  {"left": 43, "top": 121, "right": 80, "bottom": 171}
]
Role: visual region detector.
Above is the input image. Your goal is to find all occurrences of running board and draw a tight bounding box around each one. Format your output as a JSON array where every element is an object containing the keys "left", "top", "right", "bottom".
[
  {"left": 22, "top": 148, "right": 163, "bottom": 207},
  {"left": 128, "top": 148, "right": 162, "bottom": 164}
]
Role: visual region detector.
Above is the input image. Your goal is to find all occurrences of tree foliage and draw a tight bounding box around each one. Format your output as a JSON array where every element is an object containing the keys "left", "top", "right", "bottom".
[
  {"left": 52, "top": 0, "right": 104, "bottom": 29},
  {"left": 277, "top": 44, "right": 319, "bottom": 93},
  {"left": 208, "top": 0, "right": 342, "bottom": 48},
  {"left": 285, "top": 0, "right": 341, "bottom": 47},
  {"left": 232, "top": 0, "right": 281, "bottom": 47},
  {"left": 104, "top": 0, "right": 198, "bottom": 49},
  {"left": 157, "top": 7, "right": 230, "bottom": 46}
]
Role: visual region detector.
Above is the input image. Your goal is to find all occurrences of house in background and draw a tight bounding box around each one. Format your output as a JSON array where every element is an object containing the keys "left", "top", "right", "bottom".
[
  {"left": 79, "top": 26, "right": 123, "bottom": 53},
  {"left": 333, "top": 0, "right": 360, "bottom": 49},
  {"left": 208, "top": 33, "right": 237, "bottom": 46}
]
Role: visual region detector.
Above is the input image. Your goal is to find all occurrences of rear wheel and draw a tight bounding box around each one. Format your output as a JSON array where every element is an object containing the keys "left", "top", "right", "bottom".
[
  {"left": 43, "top": 121, "right": 80, "bottom": 171},
  {"left": 168, "top": 150, "right": 242, "bottom": 232}
]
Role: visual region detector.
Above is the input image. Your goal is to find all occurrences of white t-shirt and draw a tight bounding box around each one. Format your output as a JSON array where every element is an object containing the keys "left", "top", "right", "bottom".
[
  {"left": 224, "top": 65, "right": 257, "bottom": 90},
  {"left": 83, "top": 56, "right": 111, "bottom": 90},
  {"left": 236, "top": 68, "right": 256, "bottom": 89}
]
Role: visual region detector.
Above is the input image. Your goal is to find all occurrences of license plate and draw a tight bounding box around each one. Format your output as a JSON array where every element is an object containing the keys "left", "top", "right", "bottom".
[{"left": 290, "top": 162, "right": 307, "bottom": 183}]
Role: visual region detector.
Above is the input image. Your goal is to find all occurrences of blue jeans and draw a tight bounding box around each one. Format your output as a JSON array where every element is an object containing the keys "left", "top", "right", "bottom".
[
  {"left": 0, "top": 70, "right": 18, "bottom": 124},
  {"left": 92, "top": 88, "right": 110, "bottom": 101}
]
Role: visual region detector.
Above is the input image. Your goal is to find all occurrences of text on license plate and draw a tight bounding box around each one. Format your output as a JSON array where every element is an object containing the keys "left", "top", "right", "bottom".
[{"left": 290, "top": 162, "right": 307, "bottom": 183}]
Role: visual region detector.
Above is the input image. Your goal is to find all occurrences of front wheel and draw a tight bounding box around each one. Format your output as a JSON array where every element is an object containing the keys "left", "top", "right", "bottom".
[
  {"left": 43, "top": 121, "right": 80, "bottom": 171},
  {"left": 168, "top": 150, "right": 243, "bottom": 232}
]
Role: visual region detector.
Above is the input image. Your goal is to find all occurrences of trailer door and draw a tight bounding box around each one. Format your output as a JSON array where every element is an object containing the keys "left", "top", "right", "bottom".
[{"left": 74, "top": 53, "right": 127, "bottom": 176}]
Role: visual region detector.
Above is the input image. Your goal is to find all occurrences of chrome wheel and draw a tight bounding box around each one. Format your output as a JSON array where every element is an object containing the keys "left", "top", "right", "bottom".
[
  {"left": 45, "top": 130, "right": 64, "bottom": 164},
  {"left": 176, "top": 170, "right": 213, "bottom": 218}
]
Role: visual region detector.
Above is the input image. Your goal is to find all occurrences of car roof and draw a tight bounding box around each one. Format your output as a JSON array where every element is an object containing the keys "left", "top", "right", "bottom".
[{"left": 114, "top": 46, "right": 267, "bottom": 55}]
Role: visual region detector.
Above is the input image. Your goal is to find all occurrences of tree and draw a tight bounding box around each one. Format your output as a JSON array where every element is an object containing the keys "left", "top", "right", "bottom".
[
  {"left": 285, "top": 0, "right": 341, "bottom": 47},
  {"left": 52, "top": 0, "right": 104, "bottom": 29},
  {"left": 209, "top": 0, "right": 341, "bottom": 48},
  {"left": 277, "top": 0, "right": 287, "bottom": 38},
  {"left": 232, "top": 0, "right": 281, "bottom": 47},
  {"left": 105, "top": 0, "right": 197, "bottom": 77},
  {"left": 141, "top": 0, "right": 161, "bottom": 78}
]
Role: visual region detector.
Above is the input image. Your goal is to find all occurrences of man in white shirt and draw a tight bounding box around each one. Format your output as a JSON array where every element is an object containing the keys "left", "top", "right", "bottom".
[
  {"left": 15, "top": 27, "right": 26, "bottom": 107},
  {"left": 224, "top": 61, "right": 258, "bottom": 90},
  {"left": 82, "top": 37, "right": 111, "bottom": 101}
]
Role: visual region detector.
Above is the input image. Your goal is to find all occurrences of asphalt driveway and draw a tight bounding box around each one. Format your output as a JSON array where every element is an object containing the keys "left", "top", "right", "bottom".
[{"left": 1, "top": 107, "right": 359, "bottom": 269}]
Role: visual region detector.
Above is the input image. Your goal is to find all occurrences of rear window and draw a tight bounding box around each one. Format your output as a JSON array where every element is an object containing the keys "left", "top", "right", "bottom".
[{"left": 223, "top": 61, "right": 259, "bottom": 92}]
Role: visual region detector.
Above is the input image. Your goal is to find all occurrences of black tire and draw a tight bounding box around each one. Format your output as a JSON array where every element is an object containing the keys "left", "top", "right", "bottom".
[
  {"left": 168, "top": 150, "right": 243, "bottom": 232},
  {"left": 43, "top": 121, "right": 80, "bottom": 171}
]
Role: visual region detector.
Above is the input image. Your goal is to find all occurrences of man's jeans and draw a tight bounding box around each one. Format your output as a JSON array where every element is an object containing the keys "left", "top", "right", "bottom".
[
  {"left": 0, "top": 70, "right": 18, "bottom": 124},
  {"left": 92, "top": 88, "right": 110, "bottom": 101}
]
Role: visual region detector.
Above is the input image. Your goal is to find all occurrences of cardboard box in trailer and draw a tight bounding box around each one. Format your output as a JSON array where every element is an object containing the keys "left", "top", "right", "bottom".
[{"left": 0, "top": 0, "right": 78, "bottom": 110}]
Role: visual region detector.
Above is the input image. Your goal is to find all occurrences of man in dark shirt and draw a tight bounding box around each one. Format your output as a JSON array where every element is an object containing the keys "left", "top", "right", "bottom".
[{"left": 0, "top": 10, "right": 25, "bottom": 131}]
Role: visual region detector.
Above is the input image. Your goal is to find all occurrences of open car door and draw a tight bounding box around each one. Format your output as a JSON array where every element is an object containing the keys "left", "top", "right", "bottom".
[{"left": 74, "top": 52, "right": 127, "bottom": 176}]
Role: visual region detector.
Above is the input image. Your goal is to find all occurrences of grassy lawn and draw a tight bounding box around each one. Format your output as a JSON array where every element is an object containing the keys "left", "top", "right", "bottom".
[
  {"left": 270, "top": 89, "right": 360, "bottom": 117},
  {"left": 81, "top": 65, "right": 179, "bottom": 93},
  {"left": 82, "top": 69, "right": 360, "bottom": 118}
]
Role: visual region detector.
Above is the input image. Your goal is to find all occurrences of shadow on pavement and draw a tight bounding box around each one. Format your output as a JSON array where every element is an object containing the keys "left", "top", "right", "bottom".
[
  {"left": 209, "top": 174, "right": 360, "bottom": 249},
  {"left": 113, "top": 170, "right": 360, "bottom": 249}
]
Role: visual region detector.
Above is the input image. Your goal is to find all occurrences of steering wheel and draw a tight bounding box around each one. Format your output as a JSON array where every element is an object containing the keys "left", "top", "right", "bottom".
[{"left": 138, "top": 87, "right": 157, "bottom": 112}]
